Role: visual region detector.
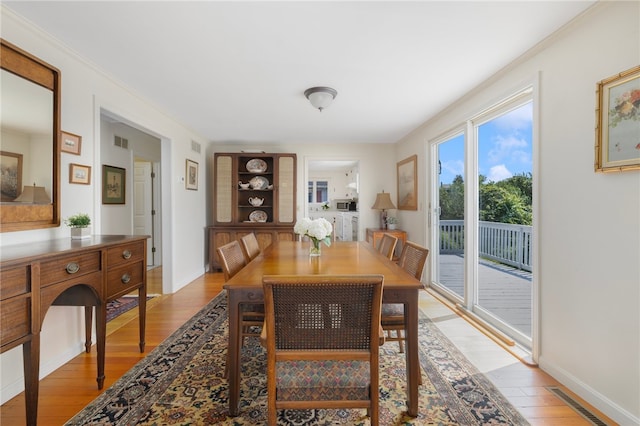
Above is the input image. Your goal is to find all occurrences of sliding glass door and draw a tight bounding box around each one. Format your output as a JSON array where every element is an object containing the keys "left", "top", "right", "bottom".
[{"left": 430, "top": 89, "right": 534, "bottom": 350}]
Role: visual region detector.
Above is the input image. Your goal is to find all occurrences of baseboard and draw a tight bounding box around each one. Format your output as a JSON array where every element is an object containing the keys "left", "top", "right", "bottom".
[
  {"left": 538, "top": 355, "right": 639, "bottom": 425},
  {"left": 1, "top": 342, "right": 85, "bottom": 404}
]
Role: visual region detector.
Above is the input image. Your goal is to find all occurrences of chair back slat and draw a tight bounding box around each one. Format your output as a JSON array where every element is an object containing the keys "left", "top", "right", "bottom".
[
  {"left": 377, "top": 233, "right": 398, "bottom": 260},
  {"left": 397, "top": 241, "right": 429, "bottom": 280},
  {"left": 240, "top": 232, "right": 261, "bottom": 262},
  {"left": 217, "top": 240, "right": 246, "bottom": 281}
]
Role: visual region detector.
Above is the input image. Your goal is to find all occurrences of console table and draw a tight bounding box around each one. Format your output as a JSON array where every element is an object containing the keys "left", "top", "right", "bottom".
[
  {"left": 0, "top": 235, "right": 148, "bottom": 426},
  {"left": 366, "top": 228, "right": 407, "bottom": 260}
]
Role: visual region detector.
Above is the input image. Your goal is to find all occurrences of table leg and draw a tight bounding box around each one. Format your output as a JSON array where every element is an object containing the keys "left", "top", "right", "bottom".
[
  {"left": 84, "top": 306, "right": 93, "bottom": 353},
  {"left": 138, "top": 287, "right": 147, "bottom": 353},
  {"left": 227, "top": 293, "right": 241, "bottom": 416},
  {"left": 96, "top": 301, "right": 106, "bottom": 389},
  {"left": 23, "top": 337, "right": 40, "bottom": 426},
  {"left": 404, "top": 294, "right": 420, "bottom": 417}
]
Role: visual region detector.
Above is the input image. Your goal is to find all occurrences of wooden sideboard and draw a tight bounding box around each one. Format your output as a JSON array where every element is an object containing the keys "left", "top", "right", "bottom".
[
  {"left": 366, "top": 228, "right": 407, "bottom": 260},
  {"left": 0, "top": 235, "right": 148, "bottom": 426}
]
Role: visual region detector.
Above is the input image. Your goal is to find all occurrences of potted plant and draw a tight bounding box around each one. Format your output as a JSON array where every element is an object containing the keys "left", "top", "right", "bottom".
[
  {"left": 386, "top": 216, "right": 399, "bottom": 230},
  {"left": 65, "top": 213, "right": 92, "bottom": 239}
]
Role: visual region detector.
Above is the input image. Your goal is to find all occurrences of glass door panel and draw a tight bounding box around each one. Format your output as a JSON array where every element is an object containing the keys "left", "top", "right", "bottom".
[
  {"left": 475, "top": 101, "right": 533, "bottom": 344},
  {"left": 434, "top": 133, "right": 465, "bottom": 299}
]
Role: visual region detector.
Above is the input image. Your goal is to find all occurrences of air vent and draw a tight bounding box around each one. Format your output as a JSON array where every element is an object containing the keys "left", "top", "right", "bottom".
[
  {"left": 114, "top": 135, "right": 129, "bottom": 149},
  {"left": 546, "top": 387, "right": 607, "bottom": 426},
  {"left": 191, "top": 140, "right": 201, "bottom": 154}
]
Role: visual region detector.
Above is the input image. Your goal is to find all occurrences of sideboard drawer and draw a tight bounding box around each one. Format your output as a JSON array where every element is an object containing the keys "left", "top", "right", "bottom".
[
  {"left": 0, "top": 265, "right": 30, "bottom": 300},
  {"left": 106, "top": 242, "right": 144, "bottom": 267},
  {"left": 106, "top": 260, "right": 144, "bottom": 299},
  {"left": 40, "top": 251, "right": 102, "bottom": 287},
  {"left": 0, "top": 295, "right": 30, "bottom": 349}
]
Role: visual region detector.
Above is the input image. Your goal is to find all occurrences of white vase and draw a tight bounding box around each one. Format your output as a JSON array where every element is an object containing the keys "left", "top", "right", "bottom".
[
  {"left": 387, "top": 224, "right": 397, "bottom": 230},
  {"left": 71, "top": 227, "right": 91, "bottom": 239}
]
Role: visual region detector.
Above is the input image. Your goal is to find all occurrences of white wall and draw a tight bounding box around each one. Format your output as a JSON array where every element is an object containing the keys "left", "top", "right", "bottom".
[
  {"left": 396, "top": 2, "right": 639, "bottom": 423},
  {"left": 0, "top": 7, "right": 209, "bottom": 403}
]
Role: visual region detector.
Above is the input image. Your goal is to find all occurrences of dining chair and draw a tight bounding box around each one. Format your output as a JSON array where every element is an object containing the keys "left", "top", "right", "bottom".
[
  {"left": 381, "top": 241, "right": 429, "bottom": 353},
  {"left": 377, "top": 233, "right": 398, "bottom": 260},
  {"left": 240, "top": 232, "right": 261, "bottom": 262},
  {"left": 217, "top": 240, "right": 263, "bottom": 357},
  {"left": 262, "top": 274, "right": 384, "bottom": 426}
]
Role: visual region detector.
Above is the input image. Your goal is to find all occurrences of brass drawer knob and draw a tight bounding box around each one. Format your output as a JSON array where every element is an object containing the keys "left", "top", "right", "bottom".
[
  {"left": 121, "top": 274, "right": 131, "bottom": 284},
  {"left": 66, "top": 262, "right": 80, "bottom": 274},
  {"left": 122, "top": 250, "right": 132, "bottom": 260}
]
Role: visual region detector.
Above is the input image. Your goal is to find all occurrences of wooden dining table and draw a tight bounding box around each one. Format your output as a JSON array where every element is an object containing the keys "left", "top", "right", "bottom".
[{"left": 223, "top": 240, "right": 423, "bottom": 417}]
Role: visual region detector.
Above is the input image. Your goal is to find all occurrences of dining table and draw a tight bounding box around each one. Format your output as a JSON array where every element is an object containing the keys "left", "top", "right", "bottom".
[{"left": 223, "top": 240, "right": 423, "bottom": 417}]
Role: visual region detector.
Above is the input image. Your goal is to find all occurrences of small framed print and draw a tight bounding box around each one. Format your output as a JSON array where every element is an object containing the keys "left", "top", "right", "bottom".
[
  {"left": 0, "top": 151, "right": 23, "bottom": 201},
  {"left": 186, "top": 159, "right": 198, "bottom": 190},
  {"left": 102, "top": 165, "right": 126, "bottom": 204},
  {"left": 595, "top": 65, "right": 640, "bottom": 172},
  {"left": 61, "top": 131, "right": 82, "bottom": 155},
  {"left": 69, "top": 163, "right": 91, "bottom": 185}
]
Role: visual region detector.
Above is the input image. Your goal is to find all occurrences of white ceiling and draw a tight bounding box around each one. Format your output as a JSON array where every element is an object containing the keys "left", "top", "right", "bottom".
[{"left": 3, "top": 1, "right": 595, "bottom": 145}]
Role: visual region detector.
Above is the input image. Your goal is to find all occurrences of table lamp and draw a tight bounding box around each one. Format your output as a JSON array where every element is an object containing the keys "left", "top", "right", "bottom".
[
  {"left": 371, "top": 191, "right": 396, "bottom": 229},
  {"left": 13, "top": 183, "right": 51, "bottom": 204}
]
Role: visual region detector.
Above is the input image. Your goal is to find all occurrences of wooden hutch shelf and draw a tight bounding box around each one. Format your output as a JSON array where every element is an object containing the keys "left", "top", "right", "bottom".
[{"left": 208, "top": 152, "right": 297, "bottom": 270}]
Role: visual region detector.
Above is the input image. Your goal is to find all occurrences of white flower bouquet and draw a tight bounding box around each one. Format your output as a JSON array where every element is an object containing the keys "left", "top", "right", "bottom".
[{"left": 294, "top": 217, "right": 333, "bottom": 255}]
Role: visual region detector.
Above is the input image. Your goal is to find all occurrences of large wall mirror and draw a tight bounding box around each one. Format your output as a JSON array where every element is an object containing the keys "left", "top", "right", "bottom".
[{"left": 1, "top": 39, "right": 60, "bottom": 232}]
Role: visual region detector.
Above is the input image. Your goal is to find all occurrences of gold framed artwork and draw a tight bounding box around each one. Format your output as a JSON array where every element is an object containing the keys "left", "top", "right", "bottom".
[
  {"left": 595, "top": 65, "right": 640, "bottom": 172},
  {"left": 69, "top": 163, "right": 91, "bottom": 185},
  {"left": 0, "top": 150, "right": 23, "bottom": 201},
  {"left": 186, "top": 159, "right": 198, "bottom": 190},
  {"left": 60, "top": 131, "right": 82, "bottom": 155},
  {"left": 397, "top": 154, "right": 417, "bottom": 210},
  {"left": 102, "top": 165, "right": 125, "bottom": 204}
]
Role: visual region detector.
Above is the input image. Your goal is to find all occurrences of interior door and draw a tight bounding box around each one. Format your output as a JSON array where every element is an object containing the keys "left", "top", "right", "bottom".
[{"left": 134, "top": 160, "right": 154, "bottom": 266}]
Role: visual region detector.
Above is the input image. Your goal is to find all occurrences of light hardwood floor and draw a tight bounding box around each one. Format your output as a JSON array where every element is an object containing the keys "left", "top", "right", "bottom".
[{"left": 1, "top": 268, "right": 615, "bottom": 425}]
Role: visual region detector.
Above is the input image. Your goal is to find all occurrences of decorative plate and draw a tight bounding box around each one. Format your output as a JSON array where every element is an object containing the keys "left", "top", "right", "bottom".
[
  {"left": 249, "top": 210, "right": 268, "bottom": 222},
  {"left": 246, "top": 158, "right": 268, "bottom": 173},
  {"left": 249, "top": 176, "right": 269, "bottom": 190}
]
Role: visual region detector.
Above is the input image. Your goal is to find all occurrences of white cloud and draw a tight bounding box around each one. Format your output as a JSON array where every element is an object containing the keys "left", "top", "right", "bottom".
[
  {"left": 441, "top": 159, "right": 464, "bottom": 177},
  {"left": 488, "top": 135, "right": 529, "bottom": 164},
  {"left": 493, "top": 103, "right": 533, "bottom": 131},
  {"left": 487, "top": 164, "right": 512, "bottom": 182}
]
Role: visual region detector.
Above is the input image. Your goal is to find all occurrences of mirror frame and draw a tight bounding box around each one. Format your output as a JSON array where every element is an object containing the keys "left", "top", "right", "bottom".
[{"left": 1, "top": 39, "right": 61, "bottom": 232}]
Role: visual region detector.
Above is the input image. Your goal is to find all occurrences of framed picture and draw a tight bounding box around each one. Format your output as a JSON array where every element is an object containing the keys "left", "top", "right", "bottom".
[
  {"left": 102, "top": 165, "right": 126, "bottom": 204},
  {"left": 186, "top": 159, "right": 198, "bottom": 190},
  {"left": 397, "top": 154, "right": 417, "bottom": 210},
  {"left": 595, "top": 65, "right": 640, "bottom": 172},
  {"left": 69, "top": 163, "right": 91, "bottom": 185},
  {"left": 0, "top": 151, "right": 23, "bottom": 201},
  {"left": 60, "top": 131, "right": 82, "bottom": 155}
]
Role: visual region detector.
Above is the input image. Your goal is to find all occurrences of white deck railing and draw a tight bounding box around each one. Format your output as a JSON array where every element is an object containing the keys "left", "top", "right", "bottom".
[{"left": 439, "top": 220, "right": 532, "bottom": 272}]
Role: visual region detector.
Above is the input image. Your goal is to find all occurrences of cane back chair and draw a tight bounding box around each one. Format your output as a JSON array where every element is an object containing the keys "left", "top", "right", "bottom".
[
  {"left": 217, "top": 240, "right": 263, "bottom": 347},
  {"left": 262, "top": 274, "right": 384, "bottom": 426},
  {"left": 381, "top": 241, "right": 429, "bottom": 353}
]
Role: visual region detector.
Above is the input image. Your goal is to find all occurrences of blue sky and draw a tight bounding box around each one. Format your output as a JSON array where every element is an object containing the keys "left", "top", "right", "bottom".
[{"left": 438, "top": 102, "right": 533, "bottom": 184}]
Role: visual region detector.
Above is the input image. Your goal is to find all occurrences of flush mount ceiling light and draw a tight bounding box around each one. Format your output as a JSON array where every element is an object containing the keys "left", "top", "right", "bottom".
[{"left": 304, "top": 86, "right": 337, "bottom": 112}]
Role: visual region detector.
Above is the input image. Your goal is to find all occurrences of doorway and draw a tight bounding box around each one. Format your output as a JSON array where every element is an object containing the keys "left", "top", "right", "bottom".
[
  {"left": 100, "top": 111, "right": 163, "bottom": 292},
  {"left": 305, "top": 158, "right": 359, "bottom": 241}
]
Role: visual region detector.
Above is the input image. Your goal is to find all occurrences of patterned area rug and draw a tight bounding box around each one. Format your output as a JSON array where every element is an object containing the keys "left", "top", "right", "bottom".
[
  {"left": 66, "top": 292, "right": 528, "bottom": 425},
  {"left": 106, "top": 296, "right": 153, "bottom": 322}
]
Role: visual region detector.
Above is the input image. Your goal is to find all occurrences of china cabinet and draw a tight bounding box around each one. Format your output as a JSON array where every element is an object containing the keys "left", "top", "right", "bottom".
[{"left": 208, "top": 152, "right": 297, "bottom": 270}]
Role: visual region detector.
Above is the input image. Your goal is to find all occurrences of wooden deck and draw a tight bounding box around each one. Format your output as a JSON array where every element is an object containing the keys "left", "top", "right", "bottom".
[{"left": 436, "top": 254, "right": 532, "bottom": 337}]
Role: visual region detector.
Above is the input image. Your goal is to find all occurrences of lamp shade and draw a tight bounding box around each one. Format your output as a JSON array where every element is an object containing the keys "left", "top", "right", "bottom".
[
  {"left": 304, "top": 86, "right": 337, "bottom": 111},
  {"left": 371, "top": 191, "right": 396, "bottom": 211},
  {"left": 13, "top": 184, "right": 51, "bottom": 204}
]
